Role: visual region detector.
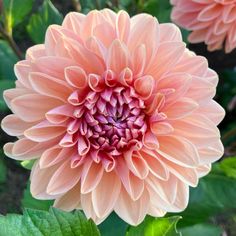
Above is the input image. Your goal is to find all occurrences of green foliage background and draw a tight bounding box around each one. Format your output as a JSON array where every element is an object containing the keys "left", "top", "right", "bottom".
[{"left": 0, "top": 0, "right": 235, "bottom": 235}]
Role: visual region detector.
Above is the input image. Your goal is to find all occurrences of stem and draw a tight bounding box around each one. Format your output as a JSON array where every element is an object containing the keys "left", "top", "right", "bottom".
[
  {"left": 113, "top": 0, "right": 119, "bottom": 8},
  {"left": 71, "top": 0, "right": 81, "bottom": 12},
  {"left": 95, "top": 0, "right": 101, "bottom": 9},
  {"left": 222, "top": 126, "right": 236, "bottom": 143},
  {"left": 0, "top": 26, "right": 23, "bottom": 60}
]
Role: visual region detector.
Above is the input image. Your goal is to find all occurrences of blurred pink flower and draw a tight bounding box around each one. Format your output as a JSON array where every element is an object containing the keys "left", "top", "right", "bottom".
[
  {"left": 171, "top": 0, "right": 236, "bottom": 53},
  {"left": 1, "top": 9, "right": 225, "bottom": 225}
]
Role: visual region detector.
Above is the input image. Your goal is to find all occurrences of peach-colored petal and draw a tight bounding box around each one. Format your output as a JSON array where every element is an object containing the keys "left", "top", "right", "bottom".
[
  {"left": 65, "top": 66, "right": 88, "bottom": 89},
  {"left": 1, "top": 9, "right": 225, "bottom": 226},
  {"left": 3, "top": 138, "right": 50, "bottom": 160},
  {"left": 92, "top": 171, "right": 121, "bottom": 218},
  {"left": 1, "top": 114, "right": 35, "bottom": 136},
  {"left": 24, "top": 120, "right": 66, "bottom": 142},
  {"left": 134, "top": 76, "right": 154, "bottom": 99},
  {"left": 163, "top": 158, "right": 199, "bottom": 187},
  {"left": 54, "top": 183, "right": 81, "bottom": 211},
  {"left": 81, "top": 160, "right": 104, "bottom": 194},
  {"left": 29, "top": 72, "right": 73, "bottom": 101},
  {"left": 151, "top": 122, "right": 174, "bottom": 136},
  {"left": 39, "top": 146, "right": 73, "bottom": 168},
  {"left": 124, "top": 151, "right": 149, "bottom": 179},
  {"left": 26, "top": 44, "right": 46, "bottom": 60},
  {"left": 146, "top": 42, "right": 185, "bottom": 79},
  {"left": 116, "top": 158, "right": 144, "bottom": 201},
  {"left": 47, "top": 159, "right": 82, "bottom": 195},
  {"left": 132, "top": 44, "right": 146, "bottom": 77},
  {"left": 46, "top": 104, "right": 74, "bottom": 124},
  {"left": 30, "top": 161, "right": 61, "bottom": 199},
  {"left": 146, "top": 174, "right": 178, "bottom": 204},
  {"left": 81, "top": 192, "right": 106, "bottom": 225},
  {"left": 162, "top": 97, "right": 199, "bottom": 120},
  {"left": 62, "top": 12, "right": 85, "bottom": 35},
  {"left": 3, "top": 88, "right": 31, "bottom": 109},
  {"left": 14, "top": 61, "right": 32, "bottom": 89},
  {"left": 11, "top": 94, "right": 62, "bottom": 122},
  {"left": 116, "top": 10, "right": 130, "bottom": 43},
  {"left": 157, "top": 136, "right": 200, "bottom": 167},
  {"left": 107, "top": 39, "right": 130, "bottom": 74},
  {"left": 114, "top": 187, "right": 149, "bottom": 225},
  {"left": 139, "top": 149, "right": 169, "bottom": 180},
  {"left": 129, "top": 14, "right": 159, "bottom": 60},
  {"left": 171, "top": 0, "right": 236, "bottom": 52}
]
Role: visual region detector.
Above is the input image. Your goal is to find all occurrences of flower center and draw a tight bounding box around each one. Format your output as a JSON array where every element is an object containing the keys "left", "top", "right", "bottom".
[{"left": 65, "top": 86, "right": 147, "bottom": 157}]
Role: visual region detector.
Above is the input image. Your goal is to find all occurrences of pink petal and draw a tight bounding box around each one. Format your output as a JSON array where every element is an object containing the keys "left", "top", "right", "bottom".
[
  {"left": 114, "top": 187, "right": 149, "bottom": 226},
  {"left": 146, "top": 42, "right": 185, "bottom": 79},
  {"left": 146, "top": 174, "right": 178, "bottom": 204},
  {"left": 92, "top": 171, "right": 121, "bottom": 218},
  {"left": 162, "top": 97, "right": 199, "bottom": 120},
  {"left": 30, "top": 161, "right": 61, "bottom": 199},
  {"left": 116, "top": 10, "right": 130, "bottom": 43},
  {"left": 132, "top": 44, "right": 146, "bottom": 77},
  {"left": 14, "top": 60, "right": 32, "bottom": 89},
  {"left": 151, "top": 122, "right": 174, "bottom": 136},
  {"left": 139, "top": 149, "right": 169, "bottom": 180},
  {"left": 116, "top": 158, "right": 144, "bottom": 201},
  {"left": 46, "top": 104, "right": 74, "bottom": 124},
  {"left": 157, "top": 135, "right": 200, "bottom": 167},
  {"left": 129, "top": 14, "right": 159, "bottom": 60},
  {"left": 65, "top": 66, "right": 88, "bottom": 89},
  {"left": 29, "top": 72, "right": 73, "bottom": 101},
  {"left": 24, "top": 120, "right": 66, "bottom": 142},
  {"left": 107, "top": 39, "right": 130, "bottom": 74},
  {"left": 124, "top": 151, "right": 149, "bottom": 179},
  {"left": 134, "top": 75, "right": 154, "bottom": 100},
  {"left": 26, "top": 44, "right": 46, "bottom": 60},
  {"left": 81, "top": 160, "right": 104, "bottom": 194},
  {"left": 62, "top": 12, "right": 85, "bottom": 35},
  {"left": 54, "top": 183, "right": 81, "bottom": 211},
  {"left": 47, "top": 159, "right": 82, "bottom": 195},
  {"left": 32, "top": 56, "right": 78, "bottom": 80},
  {"left": 11, "top": 94, "right": 62, "bottom": 122},
  {"left": 39, "top": 146, "right": 73, "bottom": 168},
  {"left": 1, "top": 114, "right": 35, "bottom": 136}
]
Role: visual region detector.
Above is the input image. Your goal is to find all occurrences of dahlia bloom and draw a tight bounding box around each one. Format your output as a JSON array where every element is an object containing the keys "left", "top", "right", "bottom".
[
  {"left": 171, "top": 0, "right": 236, "bottom": 53},
  {"left": 1, "top": 9, "right": 225, "bottom": 225}
]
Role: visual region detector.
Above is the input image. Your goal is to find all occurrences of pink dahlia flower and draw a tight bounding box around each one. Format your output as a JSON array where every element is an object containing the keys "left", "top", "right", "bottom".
[
  {"left": 1, "top": 9, "right": 225, "bottom": 225},
  {"left": 171, "top": 0, "right": 236, "bottom": 53}
]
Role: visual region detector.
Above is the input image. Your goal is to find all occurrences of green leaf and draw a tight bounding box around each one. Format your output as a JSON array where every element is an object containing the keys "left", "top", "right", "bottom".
[
  {"left": 0, "top": 208, "right": 100, "bottom": 236},
  {"left": 27, "top": 0, "right": 63, "bottom": 44},
  {"left": 142, "top": 0, "right": 172, "bottom": 23},
  {"left": 0, "top": 80, "right": 15, "bottom": 111},
  {"left": 126, "top": 216, "right": 181, "bottom": 236},
  {"left": 220, "top": 157, "right": 236, "bottom": 178},
  {"left": 176, "top": 172, "right": 236, "bottom": 227},
  {"left": 99, "top": 212, "right": 128, "bottom": 236},
  {"left": 0, "top": 40, "right": 18, "bottom": 80},
  {"left": 0, "top": 150, "right": 7, "bottom": 184},
  {"left": 21, "top": 181, "right": 53, "bottom": 211},
  {"left": 0, "top": 159, "right": 7, "bottom": 184},
  {"left": 180, "top": 224, "right": 223, "bottom": 236},
  {"left": 2, "top": 0, "right": 33, "bottom": 30},
  {"left": 21, "top": 160, "right": 35, "bottom": 170}
]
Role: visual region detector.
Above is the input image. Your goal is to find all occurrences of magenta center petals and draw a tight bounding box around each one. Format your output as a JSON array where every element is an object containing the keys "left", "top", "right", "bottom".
[{"left": 58, "top": 85, "right": 147, "bottom": 161}]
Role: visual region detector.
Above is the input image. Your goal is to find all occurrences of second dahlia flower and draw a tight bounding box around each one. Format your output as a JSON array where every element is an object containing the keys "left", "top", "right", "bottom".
[
  {"left": 171, "top": 0, "right": 236, "bottom": 53},
  {"left": 1, "top": 9, "right": 225, "bottom": 225}
]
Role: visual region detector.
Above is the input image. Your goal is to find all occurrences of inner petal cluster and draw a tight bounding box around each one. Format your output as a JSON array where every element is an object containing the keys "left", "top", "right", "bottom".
[{"left": 59, "top": 86, "right": 147, "bottom": 158}]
